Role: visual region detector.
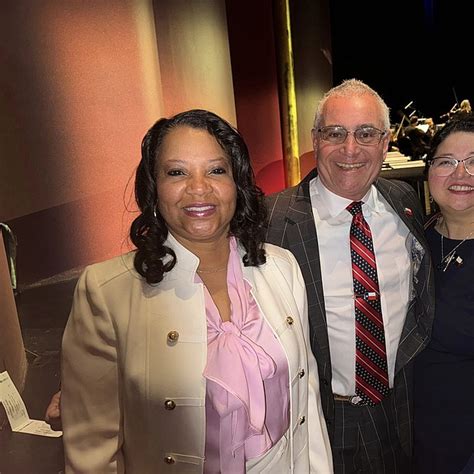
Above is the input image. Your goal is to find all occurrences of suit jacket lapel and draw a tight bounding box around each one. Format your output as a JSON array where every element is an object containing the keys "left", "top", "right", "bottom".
[
  {"left": 375, "top": 178, "right": 433, "bottom": 373},
  {"left": 283, "top": 172, "right": 332, "bottom": 368},
  {"left": 375, "top": 178, "right": 426, "bottom": 246}
]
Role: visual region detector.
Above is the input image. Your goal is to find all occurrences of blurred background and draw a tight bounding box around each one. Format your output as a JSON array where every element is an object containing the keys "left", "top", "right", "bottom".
[
  {"left": 1, "top": 0, "right": 469, "bottom": 285},
  {"left": 0, "top": 2, "right": 470, "bottom": 471}
]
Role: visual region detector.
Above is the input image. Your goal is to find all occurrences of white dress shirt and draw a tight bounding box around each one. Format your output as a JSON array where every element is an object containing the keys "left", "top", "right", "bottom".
[{"left": 310, "top": 177, "right": 411, "bottom": 396}]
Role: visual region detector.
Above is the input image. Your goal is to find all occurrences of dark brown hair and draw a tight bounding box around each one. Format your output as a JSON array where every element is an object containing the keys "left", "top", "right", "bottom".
[{"left": 130, "top": 109, "right": 267, "bottom": 284}]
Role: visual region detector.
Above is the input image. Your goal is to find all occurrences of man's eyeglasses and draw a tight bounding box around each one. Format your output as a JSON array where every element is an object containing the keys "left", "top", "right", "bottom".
[
  {"left": 428, "top": 156, "right": 474, "bottom": 176},
  {"left": 317, "top": 126, "right": 387, "bottom": 146}
]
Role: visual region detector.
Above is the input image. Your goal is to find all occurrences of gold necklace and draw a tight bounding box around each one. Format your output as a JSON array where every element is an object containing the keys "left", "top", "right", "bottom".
[{"left": 196, "top": 265, "right": 227, "bottom": 274}]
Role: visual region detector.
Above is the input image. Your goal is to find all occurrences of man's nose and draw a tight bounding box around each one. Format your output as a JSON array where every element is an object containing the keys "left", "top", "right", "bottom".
[{"left": 341, "top": 133, "right": 359, "bottom": 153}]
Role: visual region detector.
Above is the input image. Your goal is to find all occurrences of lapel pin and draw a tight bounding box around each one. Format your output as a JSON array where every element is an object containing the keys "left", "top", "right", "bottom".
[{"left": 404, "top": 207, "right": 413, "bottom": 217}]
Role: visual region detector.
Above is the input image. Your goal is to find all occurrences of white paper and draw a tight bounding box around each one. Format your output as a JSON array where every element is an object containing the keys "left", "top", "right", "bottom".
[{"left": 0, "top": 371, "right": 62, "bottom": 437}]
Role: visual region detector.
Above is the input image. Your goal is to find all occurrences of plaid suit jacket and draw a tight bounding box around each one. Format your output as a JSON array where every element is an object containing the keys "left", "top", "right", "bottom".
[{"left": 265, "top": 169, "right": 435, "bottom": 456}]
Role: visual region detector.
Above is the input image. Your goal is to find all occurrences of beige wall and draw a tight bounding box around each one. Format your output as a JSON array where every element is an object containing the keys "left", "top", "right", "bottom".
[
  {"left": 0, "top": 0, "right": 330, "bottom": 284},
  {"left": 153, "top": 0, "right": 236, "bottom": 123},
  {"left": 0, "top": 0, "right": 236, "bottom": 284},
  {"left": 0, "top": 1, "right": 160, "bottom": 221}
]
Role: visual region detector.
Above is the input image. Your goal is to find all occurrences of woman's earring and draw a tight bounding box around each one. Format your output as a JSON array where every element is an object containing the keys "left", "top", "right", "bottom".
[
  {"left": 429, "top": 195, "right": 434, "bottom": 204},
  {"left": 153, "top": 207, "right": 157, "bottom": 219}
]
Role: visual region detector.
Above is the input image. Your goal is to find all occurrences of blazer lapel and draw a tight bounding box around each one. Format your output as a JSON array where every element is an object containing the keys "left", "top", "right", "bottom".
[
  {"left": 282, "top": 173, "right": 332, "bottom": 366},
  {"left": 375, "top": 178, "right": 433, "bottom": 372},
  {"left": 375, "top": 179, "right": 426, "bottom": 246}
]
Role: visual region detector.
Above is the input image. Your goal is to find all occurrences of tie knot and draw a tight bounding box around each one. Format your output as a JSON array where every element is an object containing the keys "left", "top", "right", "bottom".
[{"left": 347, "top": 201, "right": 363, "bottom": 216}]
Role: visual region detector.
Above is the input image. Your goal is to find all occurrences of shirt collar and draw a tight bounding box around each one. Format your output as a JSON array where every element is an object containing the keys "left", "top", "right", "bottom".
[{"left": 310, "top": 176, "right": 384, "bottom": 223}]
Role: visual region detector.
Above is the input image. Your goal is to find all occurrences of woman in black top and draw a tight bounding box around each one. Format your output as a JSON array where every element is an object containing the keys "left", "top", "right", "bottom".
[{"left": 414, "top": 116, "right": 474, "bottom": 473}]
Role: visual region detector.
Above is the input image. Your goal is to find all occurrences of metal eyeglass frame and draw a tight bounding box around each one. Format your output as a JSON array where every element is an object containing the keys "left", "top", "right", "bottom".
[
  {"left": 317, "top": 125, "right": 387, "bottom": 146},
  {"left": 428, "top": 156, "right": 474, "bottom": 176}
]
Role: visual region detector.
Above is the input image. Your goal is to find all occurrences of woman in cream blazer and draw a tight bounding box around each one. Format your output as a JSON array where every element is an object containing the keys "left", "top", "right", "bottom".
[
  {"left": 61, "top": 109, "right": 332, "bottom": 473},
  {"left": 61, "top": 236, "right": 332, "bottom": 473}
]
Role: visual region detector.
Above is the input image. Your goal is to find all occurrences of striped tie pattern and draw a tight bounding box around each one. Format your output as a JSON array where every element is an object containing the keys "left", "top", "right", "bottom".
[{"left": 347, "top": 201, "right": 389, "bottom": 406}]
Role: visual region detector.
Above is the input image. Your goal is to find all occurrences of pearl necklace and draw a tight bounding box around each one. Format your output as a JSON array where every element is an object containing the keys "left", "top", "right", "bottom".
[{"left": 439, "top": 230, "right": 474, "bottom": 272}]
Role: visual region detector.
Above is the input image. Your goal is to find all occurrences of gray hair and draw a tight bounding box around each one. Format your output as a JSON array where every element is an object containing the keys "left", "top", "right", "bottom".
[{"left": 313, "top": 78, "right": 390, "bottom": 131}]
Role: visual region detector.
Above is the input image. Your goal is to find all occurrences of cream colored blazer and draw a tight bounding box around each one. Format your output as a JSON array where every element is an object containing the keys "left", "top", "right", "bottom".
[{"left": 61, "top": 236, "right": 332, "bottom": 473}]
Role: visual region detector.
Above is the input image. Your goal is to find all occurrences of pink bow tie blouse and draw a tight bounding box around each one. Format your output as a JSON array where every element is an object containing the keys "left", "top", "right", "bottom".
[{"left": 201, "top": 238, "right": 290, "bottom": 473}]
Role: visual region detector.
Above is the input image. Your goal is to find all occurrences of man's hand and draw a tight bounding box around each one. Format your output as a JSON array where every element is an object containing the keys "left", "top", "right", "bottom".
[{"left": 44, "top": 390, "right": 62, "bottom": 431}]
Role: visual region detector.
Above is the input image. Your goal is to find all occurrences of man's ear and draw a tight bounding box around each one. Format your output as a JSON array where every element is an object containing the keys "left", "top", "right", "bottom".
[
  {"left": 382, "top": 131, "right": 390, "bottom": 156},
  {"left": 311, "top": 128, "right": 318, "bottom": 149}
]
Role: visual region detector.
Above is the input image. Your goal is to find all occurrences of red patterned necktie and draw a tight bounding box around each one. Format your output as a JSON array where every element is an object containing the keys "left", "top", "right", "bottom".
[{"left": 347, "top": 201, "right": 389, "bottom": 406}]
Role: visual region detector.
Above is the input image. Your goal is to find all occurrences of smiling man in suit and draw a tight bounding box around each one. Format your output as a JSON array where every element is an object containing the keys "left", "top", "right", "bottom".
[{"left": 266, "top": 79, "right": 434, "bottom": 473}]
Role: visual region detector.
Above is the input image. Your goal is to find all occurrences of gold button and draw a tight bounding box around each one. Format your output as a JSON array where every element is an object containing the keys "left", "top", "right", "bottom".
[
  {"left": 286, "top": 316, "right": 294, "bottom": 325},
  {"left": 298, "top": 368, "right": 305, "bottom": 378},
  {"left": 164, "top": 399, "right": 176, "bottom": 410},
  {"left": 167, "top": 330, "right": 179, "bottom": 343},
  {"left": 164, "top": 455, "right": 175, "bottom": 464},
  {"left": 299, "top": 415, "right": 306, "bottom": 425}
]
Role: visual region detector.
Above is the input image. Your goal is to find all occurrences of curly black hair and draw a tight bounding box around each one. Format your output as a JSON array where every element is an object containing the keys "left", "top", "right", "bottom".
[{"left": 130, "top": 109, "right": 267, "bottom": 284}]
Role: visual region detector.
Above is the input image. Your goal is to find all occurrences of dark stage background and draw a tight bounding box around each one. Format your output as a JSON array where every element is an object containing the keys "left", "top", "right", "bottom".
[{"left": 329, "top": 0, "right": 471, "bottom": 125}]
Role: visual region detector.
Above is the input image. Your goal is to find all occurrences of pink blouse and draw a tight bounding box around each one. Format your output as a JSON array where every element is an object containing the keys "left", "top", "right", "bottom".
[{"left": 201, "top": 238, "right": 290, "bottom": 473}]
